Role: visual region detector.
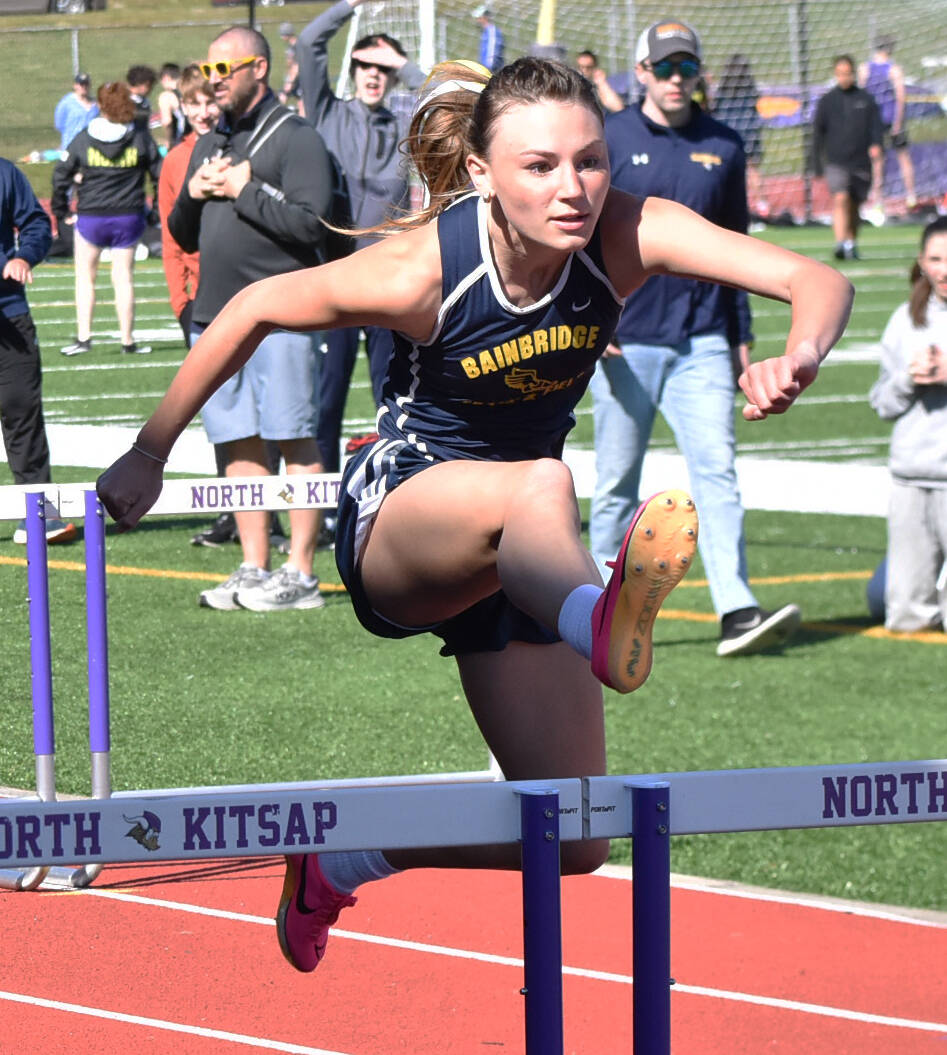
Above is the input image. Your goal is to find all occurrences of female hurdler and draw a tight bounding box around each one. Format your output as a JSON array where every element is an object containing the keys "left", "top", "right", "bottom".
[{"left": 96, "top": 58, "right": 854, "bottom": 973}]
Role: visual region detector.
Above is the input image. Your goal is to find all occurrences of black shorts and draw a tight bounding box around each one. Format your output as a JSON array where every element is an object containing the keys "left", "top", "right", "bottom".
[{"left": 335, "top": 437, "right": 560, "bottom": 657}]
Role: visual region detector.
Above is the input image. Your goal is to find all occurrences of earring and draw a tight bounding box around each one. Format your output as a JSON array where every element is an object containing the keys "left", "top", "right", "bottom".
[{"left": 481, "top": 190, "right": 492, "bottom": 203}]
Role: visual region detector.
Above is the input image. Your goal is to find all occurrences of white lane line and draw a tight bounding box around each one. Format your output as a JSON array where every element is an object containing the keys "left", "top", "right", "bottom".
[
  {"left": 0, "top": 989, "right": 354, "bottom": 1054},
  {"left": 79, "top": 889, "right": 947, "bottom": 1036}
]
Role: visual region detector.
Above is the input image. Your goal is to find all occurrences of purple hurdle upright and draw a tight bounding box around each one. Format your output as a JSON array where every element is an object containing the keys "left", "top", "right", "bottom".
[
  {"left": 0, "top": 492, "right": 56, "bottom": 890},
  {"left": 519, "top": 787, "right": 565, "bottom": 1054},
  {"left": 0, "top": 490, "right": 110, "bottom": 891},
  {"left": 630, "top": 781, "right": 672, "bottom": 1055}
]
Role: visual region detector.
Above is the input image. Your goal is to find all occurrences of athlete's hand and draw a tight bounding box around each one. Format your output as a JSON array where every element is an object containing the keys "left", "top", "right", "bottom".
[
  {"left": 96, "top": 447, "right": 165, "bottom": 531},
  {"left": 601, "top": 341, "right": 623, "bottom": 359},
  {"left": 738, "top": 345, "right": 820, "bottom": 421}
]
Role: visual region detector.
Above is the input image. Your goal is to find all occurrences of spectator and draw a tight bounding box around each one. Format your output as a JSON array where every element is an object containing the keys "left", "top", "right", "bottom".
[
  {"left": 297, "top": 0, "right": 425, "bottom": 523},
  {"left": 126, "top": 64, "right": 157, "bottom": 133},
  {"left": 51, "top": 80, "right": 161, "bottom": 358},
  {"left": 1, "top": 157, "right": 76, "bottom": 545},
  {"left": 278, "top": 22, "right": 301, "bottom": 111},
  {"left": 96, "top": 58, "right": 852, "bottom": 972},
  {"left": 868, "top": 216, "right": 947, "bottom": 632},
  {"left": 53, "top": 72, "right": 98, "bottom": 152},
  {"left": 575, "top": 49, "right": 625, "bottom": 113},
  {"left": 157, "top": 65, "right": 217, "bottom": 350},
  {"left": 169, "top": 25, "right": 333, "bottom": 611},
  {"left": 157, "top": 62, "right": 187, "bottom": 152},
  {"left": 714, "top": 53, "right": 767, "bottom": 218},
  {"left": 812, "top": 55, "right": 884, "bottom": 261},
  {"left": 859, "top": 36, "right": 917, "bottom": 211},
  {"left": 472, "top": 4, "right": 504, "bottom": 73},
  {"left": 590, "top": 18, "right": 802, "bottom": 658}
]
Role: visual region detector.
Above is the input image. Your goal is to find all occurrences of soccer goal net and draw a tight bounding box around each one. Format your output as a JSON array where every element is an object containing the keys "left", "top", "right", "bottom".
[{"left": 337, "top": 0, "right": 946, "bottom": 221}]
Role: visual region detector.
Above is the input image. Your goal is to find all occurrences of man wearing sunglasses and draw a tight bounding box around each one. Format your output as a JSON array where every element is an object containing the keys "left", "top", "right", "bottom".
[
  {"left": 590, "top": 18, "right": 802, "bottom": 658},
  {"left": 168, "top": 25, "right": 336, "bottom": 613},
  {"left": 296, "top": 0, "right": 426, "bottom": 542}
]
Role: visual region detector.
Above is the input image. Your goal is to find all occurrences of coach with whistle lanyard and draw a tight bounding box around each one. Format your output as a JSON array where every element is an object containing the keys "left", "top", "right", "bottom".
[
  {"left": 590, "top": 19, "right": 802, "bottom": 658},
  {"left": 168, "top": 26, "right": 334, "bottom": 614}
]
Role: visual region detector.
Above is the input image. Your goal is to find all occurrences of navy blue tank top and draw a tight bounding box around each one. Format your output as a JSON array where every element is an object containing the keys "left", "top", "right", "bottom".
[{"left": 377, "top": 193, "right": 624, "bottom": 462}]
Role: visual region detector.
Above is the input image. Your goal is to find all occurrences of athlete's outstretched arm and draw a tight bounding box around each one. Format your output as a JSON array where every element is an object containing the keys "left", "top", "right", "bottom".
[
  {"left": 96, "top": 227, "right": 442, "bottom": 529},
  {"left": 601, "top": 191, "right": 855, "bottom": 420}
]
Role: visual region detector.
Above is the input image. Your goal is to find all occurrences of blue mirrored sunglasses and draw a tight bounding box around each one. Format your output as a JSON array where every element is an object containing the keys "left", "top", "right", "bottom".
[{"left": 647, "top": 58, "right": 701, "bottom": 80}]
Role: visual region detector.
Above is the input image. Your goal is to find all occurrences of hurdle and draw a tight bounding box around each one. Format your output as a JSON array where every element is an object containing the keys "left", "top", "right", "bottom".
[
  {"left": 3, "top": 487, "right": 946, "bottom": 1051},
  {"left": 0, "top": 479, "right": 500, "bottom": 889}
]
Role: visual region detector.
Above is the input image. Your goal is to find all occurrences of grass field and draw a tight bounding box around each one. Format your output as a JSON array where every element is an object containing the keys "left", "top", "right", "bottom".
[{"left": 1, "top": 211, "right": 946, "bottom": 911}]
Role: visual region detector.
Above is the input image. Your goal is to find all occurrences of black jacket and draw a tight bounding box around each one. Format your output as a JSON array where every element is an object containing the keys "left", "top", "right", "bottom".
[
  {"left": 812, "top": 85, "right": 883, "bottom": 174},
  {"left": 51, "top": 118, "right": 161, "bottom": 218},
  {"left": 168, "top": 91, "right": 333, "bottom": 324}
]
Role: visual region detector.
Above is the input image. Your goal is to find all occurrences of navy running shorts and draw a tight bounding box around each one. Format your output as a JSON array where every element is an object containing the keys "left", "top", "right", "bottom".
[{"left": 335, "top": 436, "right": 561, "bottom": 657}]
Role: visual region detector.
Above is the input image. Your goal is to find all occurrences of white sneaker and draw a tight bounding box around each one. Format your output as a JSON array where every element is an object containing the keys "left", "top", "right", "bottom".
[
  {"left": 236, "top": 564, "right": 325, "bottom": 612},
  {"left": 717, "top": 604, "right": 801, "bottom": 657},
  {"left": 199, "top": 563, "right": 270, "bottom": 611}
]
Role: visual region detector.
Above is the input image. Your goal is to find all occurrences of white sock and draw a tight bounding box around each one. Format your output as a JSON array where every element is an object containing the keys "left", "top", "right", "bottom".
[
  {"left": 556, "top": 583, "right": 603, "bottom": 661},
  {"left": 319, "top": 849, "right": 400, "bottom": 895}
]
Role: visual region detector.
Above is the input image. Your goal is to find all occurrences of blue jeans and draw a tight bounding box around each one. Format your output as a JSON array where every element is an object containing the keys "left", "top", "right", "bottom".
[{"left": 589, "top": 333, "right": 757, "bottom": 618}]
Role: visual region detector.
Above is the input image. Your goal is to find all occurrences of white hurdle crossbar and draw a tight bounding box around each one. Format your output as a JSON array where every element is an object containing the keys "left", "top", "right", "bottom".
[{"left": 1, "top": 764, "right": 945, "bottom": 1053}]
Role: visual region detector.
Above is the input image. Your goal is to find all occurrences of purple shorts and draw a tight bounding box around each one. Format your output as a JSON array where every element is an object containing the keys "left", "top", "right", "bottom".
[{"left": 76, "top": 212, "right": 147, "bottom": 250}]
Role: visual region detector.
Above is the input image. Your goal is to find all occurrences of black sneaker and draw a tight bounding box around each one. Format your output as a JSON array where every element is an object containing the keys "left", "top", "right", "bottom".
[
  {"left": 190, "top": 512, "right": 238, "bottom": 547},
  {"left": 833, "top": 245, "right": 845, "bottom": 261},
  {"left": 717, "top": 604, "right": 801, "bottom": 657},
  {"left": 317, "top": 514, "right": 336, "bottom": 551},
  {"left": 121, "top": 342, "right": 152, "bottom": 355}
]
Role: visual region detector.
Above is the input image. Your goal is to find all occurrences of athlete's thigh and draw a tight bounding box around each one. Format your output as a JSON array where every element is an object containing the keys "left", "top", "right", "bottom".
[
  {"left": 456, "top": 640, "right": 606, "bottom": 780},
  {"left": 360, "top": 458, "right": 538, "bottom": 617}
]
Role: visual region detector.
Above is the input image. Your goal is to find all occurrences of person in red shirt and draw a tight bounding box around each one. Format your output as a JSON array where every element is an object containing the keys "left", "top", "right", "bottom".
[{"left": 158, "top": 64, "right": 219, "bottom": 346}]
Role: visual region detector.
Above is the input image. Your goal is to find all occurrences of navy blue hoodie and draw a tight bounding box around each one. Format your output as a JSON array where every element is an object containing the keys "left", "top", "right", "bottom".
[{"left": 0, "top": 159, "right": 51, "bottom": 321}]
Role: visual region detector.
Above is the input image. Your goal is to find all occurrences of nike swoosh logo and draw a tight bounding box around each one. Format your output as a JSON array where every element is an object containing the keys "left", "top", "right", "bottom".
[{"left": 572, "top": 297, "right": 591, "bottom": 311}]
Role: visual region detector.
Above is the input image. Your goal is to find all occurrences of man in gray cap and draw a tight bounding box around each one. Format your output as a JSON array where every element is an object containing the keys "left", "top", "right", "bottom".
[
  {"left": 53, "top": 72, "right": 98, "bottom": 152},
  {"left": 590, "top": 18, "right": 802, "bottom": 658}
]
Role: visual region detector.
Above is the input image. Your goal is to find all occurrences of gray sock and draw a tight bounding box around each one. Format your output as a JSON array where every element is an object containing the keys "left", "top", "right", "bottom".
[
  {"left": 319, "top": 849, "right": 400, "bottom": 895},
  {"left": 556, "top": 583, "right": 603, "bottom": 661}
]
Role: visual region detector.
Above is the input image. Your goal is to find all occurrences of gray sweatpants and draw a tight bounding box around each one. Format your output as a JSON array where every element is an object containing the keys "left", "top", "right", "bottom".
[{"left": 885, "top": 480, "right": 947, "bottom": 632}]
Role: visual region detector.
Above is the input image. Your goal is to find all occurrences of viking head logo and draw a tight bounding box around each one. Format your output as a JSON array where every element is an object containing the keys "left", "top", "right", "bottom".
[
  {"left": 124, "top": 811, "right": 162, "bottom": 852},
  {"left": 278, "top": 483, "right": 296, "bottom": 505}
]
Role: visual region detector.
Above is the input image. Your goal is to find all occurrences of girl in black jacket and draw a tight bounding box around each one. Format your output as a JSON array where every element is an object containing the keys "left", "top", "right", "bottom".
[{"left": 52, "top": 80, "right": 162, "bottom": 357}]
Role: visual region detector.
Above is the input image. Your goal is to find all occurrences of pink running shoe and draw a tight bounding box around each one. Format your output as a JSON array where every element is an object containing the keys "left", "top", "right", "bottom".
[
  {"left": 276, "top": 854, "right": 357, "bottom": 972},
  {"left": 591, "top": 490, "right": 698, "bottom": 693}
]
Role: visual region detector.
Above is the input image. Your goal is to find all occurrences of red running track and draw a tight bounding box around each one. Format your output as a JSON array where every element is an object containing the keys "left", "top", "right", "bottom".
[{"left": 2, "top": 859, "right": 946, "bottom": 1054}]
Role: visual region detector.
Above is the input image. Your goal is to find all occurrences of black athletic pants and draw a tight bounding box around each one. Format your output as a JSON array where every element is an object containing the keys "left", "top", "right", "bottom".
[{"left": 0, "top": 311, "right": 51, "bottom": 484}]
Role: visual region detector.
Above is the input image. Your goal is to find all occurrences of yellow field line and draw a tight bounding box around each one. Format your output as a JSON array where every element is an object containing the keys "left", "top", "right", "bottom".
[
  {"left": 0, "top": 555, "right": 347, "bottom": 592},
  {"left": 2, "top": 556, "right": 942, "bottom": 640}
]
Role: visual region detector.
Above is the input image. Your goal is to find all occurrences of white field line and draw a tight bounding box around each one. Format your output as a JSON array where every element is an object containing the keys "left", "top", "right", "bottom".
[
  {"left": 0, "top": 989, "right": 353, "bottom": 1055},
  {"left": 45, "top": 887, "right": 947, "bottom": 1038}
]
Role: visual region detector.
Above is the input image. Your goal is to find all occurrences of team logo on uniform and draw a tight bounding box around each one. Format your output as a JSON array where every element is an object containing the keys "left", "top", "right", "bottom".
[
  {"left": 505, "top": 368, "right": 561, "bottom": 397},
  {"left": 690, "top": 152, "right": 722, "bottom": 171},
  {"left": 124, "top": 811, "right": 162, "bottom": 852},
  {"left": 278, "top": 483, "right": 295, "bottom": 504}
]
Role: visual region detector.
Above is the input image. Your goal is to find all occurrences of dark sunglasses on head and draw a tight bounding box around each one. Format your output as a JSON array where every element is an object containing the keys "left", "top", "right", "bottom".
[
  {"left": 646, "top": 57, "right": 701, "bottom": 80},
  {"left": 199, "top": 56, "right": 261, "bottom": 80}
]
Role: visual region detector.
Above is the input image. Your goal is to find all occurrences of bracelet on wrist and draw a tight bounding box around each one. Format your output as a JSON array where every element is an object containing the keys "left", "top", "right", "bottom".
[{"left": 132, "top": 442, "right": 168, "bottom": 465}]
